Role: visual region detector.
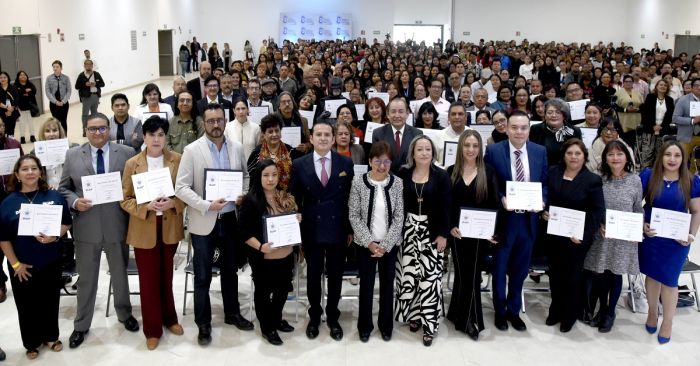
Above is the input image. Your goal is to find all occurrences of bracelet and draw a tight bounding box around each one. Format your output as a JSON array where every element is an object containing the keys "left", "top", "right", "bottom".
[{"left": 11, "top": 262, "right": 21, "bottom": 270}]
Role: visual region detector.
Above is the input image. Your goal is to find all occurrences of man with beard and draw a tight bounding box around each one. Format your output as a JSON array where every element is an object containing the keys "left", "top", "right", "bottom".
[{"left": 186, "top": 61, "right": 212, "bottom": 101}]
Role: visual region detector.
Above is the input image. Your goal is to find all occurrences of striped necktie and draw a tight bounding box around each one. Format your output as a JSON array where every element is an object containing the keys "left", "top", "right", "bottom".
[{"left": 514, "top": 149, "right": 525, "bottom": 182}]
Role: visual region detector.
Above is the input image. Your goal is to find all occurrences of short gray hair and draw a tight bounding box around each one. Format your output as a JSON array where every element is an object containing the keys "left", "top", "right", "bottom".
[{"left": 544, "top": 98, "right": 571, "bottom": 122}]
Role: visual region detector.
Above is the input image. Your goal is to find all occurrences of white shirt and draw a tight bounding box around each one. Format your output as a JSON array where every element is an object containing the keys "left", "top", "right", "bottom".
[
  {"left": 223, "top": 118, "right": 262, "bottom": 161},
  {"left": 509, "top": 141, "right": 530, "bottom": 182},
  {"left": 90, "top": 143, "right": 110, "bottom": 174},
  {"left": 313, "top": 151, "right": 332, "bottom": 183},
  {"left": 519, "top": 63, "right": 534, "bottom": 80},
  {"left": 419, "top": 97, "right": 450, "bottom": 115},
  {"left": 434, "top": 125, "right": 467, "bottom": 165}
]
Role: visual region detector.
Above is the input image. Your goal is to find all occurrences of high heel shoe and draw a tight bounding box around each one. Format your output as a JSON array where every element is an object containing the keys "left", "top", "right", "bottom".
[
  {"left": 657, "top": 335, "right": 671, "bottom": 344},
  {"left": 645, "top": 314, "right": 658, "bottom": 334}
]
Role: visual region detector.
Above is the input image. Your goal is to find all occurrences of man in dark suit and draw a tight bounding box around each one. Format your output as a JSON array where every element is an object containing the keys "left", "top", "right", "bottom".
[
  {"left": 289, "top": 120, "right": 354, "bottom": 341},
  {"left": 196, "top": 75, "right": 233, "bottom": 120},
  {"left": 484, "top": 110, "right": 548, "bottom": 332},
  {"left": 58, "top": 113, "right": 139, "bottom": 348},
  {"left": 186, "top": 61, "right": 211, "bottom": 101},
  {"left": 371, "top": 97, "right": 423, "bottom": 173}
]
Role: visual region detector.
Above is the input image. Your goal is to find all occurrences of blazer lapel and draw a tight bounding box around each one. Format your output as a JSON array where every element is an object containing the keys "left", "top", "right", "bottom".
[
  {"left": 81, "top": 144, "right": 96, "bottom": 175},
  {"left": 502, "top": 142, "right": 512, "bottom": 181},
  {"left": 133, "top": 151, "right": 148, "bottom": 175},
  {"left": 108, "top": 142, "right": 122, "bottom": 172},
  {"left": 526, "top": 142, "right": 540, "bottom": 181},
  {"left": 196, "top": 137, "right": 215, "bottom": 169}
]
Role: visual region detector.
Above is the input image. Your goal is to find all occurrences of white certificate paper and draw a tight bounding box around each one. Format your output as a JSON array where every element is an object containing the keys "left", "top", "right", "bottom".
[
  {"left": 409, "top": 100, "right": 423, "bottom": 115},
  {"left": 418, "top": 128, "right": 441, "bottom": 142},
  {"left": 248, "top": 106, "right": 270, "bottom": 125},
  {"left": 364, "top": 122, "right": 384, "bottom": 143},
  {"left": 605, "top": 209, "right": 644, "bottom": 242},
  {"left": 443, "top": 141, "right": 458, "bottom": 167},
  {"left": 204, "top": 169, "right": 243, "bottom": 201},
  {"left": 353, "top": 164, "right": 369, "bottom": 175},
  {"left": 131, "top": 167, "right": 175, "bottom": 204},
  {"left": 81, "top": 172, "right": 124, "bottom": 205},
  {"left": 580, "top": 127, "right": 597, "bottom": 149},
  {"left": 459, "top": 208, "right": 498, "bottom": 239},
  {"left": 567, "top": 99, "right": 590, "bottom": 120},
  {"left": 649, "top": 207, "right": 692, "bottom": 241},
  {"left": 505, "top": 181, "right": 543, "bottom": 211},
  {"left": 324, "top": 99, "right": 346, "bottom": 118},
  {"left": 17, "top": 203, "right": 63, "bottom": 236},
  {"left": 0, "top": 148, "right": 20, "bottom": 175},
  {"left": 264, "top": 213, "right": 302, "bottom": 248},
  {"left": 690, "top": 101, "right": 700, "bottom": 117},
  {"left": 299, "top": 107, "right": 316, "bottom": 127},
  {"left": 355, "top": 104, "right": 365, "bottom": 120},
  {"left": 281, "top": 126, "right": 302, "bottom": 147},
  {"left": 546, "top": 205, "right": 586, "bottom": 240},
  {"left": 34, "top": 139, "right": 69, "bottom": 166},
  {"left": 367, "top": 92, "right": 389, "bottom": 105},
  {"left": 142, "top": 112, "right": 168, "bottom": 121}
]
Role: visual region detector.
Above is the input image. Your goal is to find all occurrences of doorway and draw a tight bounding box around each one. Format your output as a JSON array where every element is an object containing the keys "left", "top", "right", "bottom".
[
  {"left": 0, "top": 34, "right": 44, "bottom": 112},
  {"left": 674, "top": 35, "right": 700, "bottom": 58},
  {"left": 392, "top": 25, "right": 444, "bottom": 49},
  {"left": 157, "top": 30, "right": 175, "bottom": 77}
]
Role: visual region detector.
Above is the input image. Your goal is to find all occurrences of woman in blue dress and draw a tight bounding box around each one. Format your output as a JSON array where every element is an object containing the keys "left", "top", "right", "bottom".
[{"left": 640, "top": 141, "right": 700, "bottom": 344}]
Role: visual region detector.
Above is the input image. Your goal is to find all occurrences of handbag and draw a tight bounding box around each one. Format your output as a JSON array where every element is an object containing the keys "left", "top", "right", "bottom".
[{"left": 29, "top": 101, "right": 40, "bottom": 117}]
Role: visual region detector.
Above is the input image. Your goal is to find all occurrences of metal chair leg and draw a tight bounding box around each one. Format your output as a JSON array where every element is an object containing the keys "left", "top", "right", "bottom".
[{"left": 106, "top": 278, "right": 112, "bottom": 317}]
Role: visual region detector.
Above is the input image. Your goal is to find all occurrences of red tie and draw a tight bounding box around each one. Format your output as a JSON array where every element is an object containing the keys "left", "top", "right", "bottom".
[
  {"left": 395, "top": 130, "right": 401, "bottom": 152},
  {"left": 320, "top": 157, "right": 329, "bottom": 187}
]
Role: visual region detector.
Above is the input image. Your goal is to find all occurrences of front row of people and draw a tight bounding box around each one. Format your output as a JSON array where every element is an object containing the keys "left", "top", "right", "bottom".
[{"left": 0, "top": 105, "right": 697, "bottom": 360}]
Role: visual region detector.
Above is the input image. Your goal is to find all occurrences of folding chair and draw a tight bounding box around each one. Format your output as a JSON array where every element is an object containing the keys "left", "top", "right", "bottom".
[
  {"left": 182, "top": 236, "right": 220, "bottom": 315},
  {"left": 521, "top": 257, "right": 549, "bottom": 313},
  {"left": 106, "top": 254, "right": 139, "bottom": 317},
  {"left": 680, "top": 258, "right": 700, "bottom": 312}
]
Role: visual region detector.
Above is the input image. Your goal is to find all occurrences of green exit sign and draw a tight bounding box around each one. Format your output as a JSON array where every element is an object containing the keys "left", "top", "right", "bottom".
[
  {"left": 463, "top": 31, "right": 470, "bottom": 36},
  {"left": 12, "top": 26, "right": 21, "bottom": 35}
]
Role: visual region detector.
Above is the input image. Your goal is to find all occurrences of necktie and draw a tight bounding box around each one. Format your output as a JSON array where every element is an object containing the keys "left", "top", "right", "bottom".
[
  {"left": 54, "top": 75, "right": 61, "bottom": 101},
  {"left": 96, "top": 149, "right": 105, "bottom": 174},
  {"left": 320, "top": 157, "right": 329, "bottom": 187},
  {"left": 395, "top": 130, "right": 401, "bottom": 152},
  {"left": 514, "top": 150, "right": 524, "bottom": 182}
]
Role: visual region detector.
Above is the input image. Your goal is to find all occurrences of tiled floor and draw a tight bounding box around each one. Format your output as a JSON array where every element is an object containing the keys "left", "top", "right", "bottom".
[{"left": 1, "top": 76, "right": 700, "bottom": 365}]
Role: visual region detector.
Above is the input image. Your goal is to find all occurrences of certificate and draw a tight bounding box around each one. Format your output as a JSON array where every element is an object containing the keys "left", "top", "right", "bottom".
[
  {"left": 34, "top": 138, "right": 70, "bottom": 166},
  {"left": 580, "top": 127, "right": 597, "bottom": 149},
  {"left": 281, "top": 126, "right": 302, "bottom": 147},
  {"left": 364, "top": 122, "right": 383, "bottom": 143},
  {"left": 341, "top": 92, "right": 350, "bottom": 99},
  {"left": 409, "top": 100, "right": 423, "bottom": 115},
  {"left": 443, "top": 141, "right": 458, "bottom": 167},
  {"left": 17, "top": 203, "right": 63, "bottom": 236},
  {"left": 546, "top": 205, "right": 586, "bottom": 240},
  {"left": 203, "top": 169, "right": 242, "bottom": 201},
  {"left": 505, "top": 181, "right": 543, "bottom": 211},
  {"left": 418, "top": 128, "right": 441, "bottom": 142},
  {"left": 263, "top": 213, "right": 302, "bottom": 248},
  {"left": 0, "top": 148, "right": 20, "bottom": 175},
  {"left": 299, "top": 109, "right": 315, "bottom": 127},
  {"left": 438, "top": 112, "right": 449, "bottom": 128},
  {"left": 355, "top": 104, "right": 365, "bottom": 120},
  {"left": 353, "top": 164, "right": 369, "bottom": 175},
  {"left": 471, "top": 124, "right": 495, "bottom": 152},
  {"left": 367, "top": 92, "right": 389, "bottom": 105},
  {"left": 467, "top": 110, "right": 477, "bottom": 124},
  {"left": 248, "top": 106, "right": 270, "bottom": 125},
  {"left": 458, "top": 208, "right": 497, "bottom": 239},
  {"left": 131, "top": 167, "right": 175, "bottom": 204},
  {"left": 406, "top": 113, "right": 415, "bottom": 126},
  {"left": 567, "top": 99, "right": 590, "bottom": 120},
  {"left": 690, "top": 101, "right": 700, "bottom": 117},
  {"left": 649, "top": 207, "right": 691, "bottom": 241},
  {"left": 142, "top": 112, "right": 168, "bottom": 121},
  {"left": 324, "top": 99, "right": 346, "bottom": 118},
  {"left": 605, "top": 209, "right": 643, "bottom": 242},
  {"left": 82, "top": 172, "right": 124, "bottom": 205}
]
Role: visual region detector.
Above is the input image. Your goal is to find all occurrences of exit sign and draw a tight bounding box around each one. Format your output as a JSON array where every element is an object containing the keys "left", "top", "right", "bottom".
[
  {"left": 373, "top": 30, "right": 381, "bottom": 35},
  {"left": 12, "top": 26, "right": 21, "bottom": 35},
  {"left": 463, "top": 31, "right": 470, "bottom": 36}
]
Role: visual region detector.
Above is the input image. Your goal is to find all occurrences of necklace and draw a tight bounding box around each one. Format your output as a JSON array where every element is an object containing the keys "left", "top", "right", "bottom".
[
  {"left": 657, "top": 98, "right": 665, "bottom": 106},
  {"left": 663, "top": 176, "right": 676, "bottom": 188},
  {"left": 22, "top": 191, "right": 38, "bottom": 204}
]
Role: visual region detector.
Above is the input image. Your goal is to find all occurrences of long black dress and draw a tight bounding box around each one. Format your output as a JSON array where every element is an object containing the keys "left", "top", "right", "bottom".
[{"left": 445, "top": 164, "right": 502, "bottom": 334}]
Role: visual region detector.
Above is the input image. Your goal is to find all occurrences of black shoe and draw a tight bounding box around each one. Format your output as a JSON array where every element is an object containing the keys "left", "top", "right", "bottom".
[
  {"left": 587, "top": 312, "right": 602, "bottom": 327},
  {"left": 0, "top": 286, "right": 6, "bottom": 303},
  {"left": 359, "top": 332, "right": 370, "bottom": 343},
  {"left": 409, "top": 320, "right": 420, "bottom": 333},
  {"left": 465, "top": 323, "right": 479, "bottom": 341},
  {"left": 422, "top": 335, "right": 433, "bottom": 347},
  {"left": 197, "top": 325, "right": 212, "bottom": 346},
  {"left": 262, "top": 330, "right": 283, "bottom": 346},
  {"left": 69, "top": 330, "right": 88, "bottom": 349},
  {"left": 30, "top": 135, "right": 36, "bottom": 143},
  {"left": 507, "top": 313, "right": 527, "bottom": 331},
  {"left": 225, "top": 313, "right": 254, "bottom": 331},
  {"left": 495, "top": 315, "right": 509, "bottom": 331},
  {"left": 529, "top": 274, "right": 541, "bottom": 283},
  {"left": 0, "top": 346, "right": 5, "bottom": 361},
  {"left": 278, "top": 319, "right": 294, "bottom": 333},
  {"left": 306, "top": 323, "right": 319, "bottom": 339},
  {"left": 545, "top": 314, "right": 560, "bottom": 326},
  {"left": 20, "top": 137, "right": 26, "bottom": 144},
  {"left": 598, "top": 314, "right": 615, "bottom": 333},
  {"left": 120, "top": 316, "right": 140, "bottom": 332},
  {"left": 380, "top": 331, "right": 392, "bottom": 341},
  {"left": 329, "top": 323, "right": 343, "bottom": 341},
  {"left": 560, "top": 320, "right": 575, "bottom": 333},
  {"left": 579, "top": 311, "right": 594, "bottom": 325}
]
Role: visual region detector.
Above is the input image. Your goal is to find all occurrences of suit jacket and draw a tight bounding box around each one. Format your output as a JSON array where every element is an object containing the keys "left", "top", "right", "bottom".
[
  {"left": 120, "top": 149, "right": 185, "bottom": 248},
  {"left": 186, "top": 77, "right": 204, "bottom": 101},
  {"left": 484, "top": 140, "right": 549, "bottom": 236},
  {"left": 174, "top": 135, "right": 250, "bottom": 236},
  {"left": 640, "top": 94, "right": 675, "bottom": 135},
  {"left": 75, "top": 71, "right": 105, "bottom": 100},
  {"left": 288, "top": 150, "right": 354, "bottom": 244},
  {"left": 371, "top": 124, "right": 423, "bottom": 172},
  {"left": 196, "top": 95, "right": 233, "bottom": 118},
  {"left": 58, "top": 142, "right": 136, "bottom": 244}
]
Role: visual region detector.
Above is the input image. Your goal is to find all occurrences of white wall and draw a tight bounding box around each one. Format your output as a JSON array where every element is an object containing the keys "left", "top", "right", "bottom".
[{"left": 626, "top": 0, "right": 700, "bottom": 51}]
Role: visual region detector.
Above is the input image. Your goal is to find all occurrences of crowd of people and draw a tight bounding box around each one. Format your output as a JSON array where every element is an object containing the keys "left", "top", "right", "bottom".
[{"left": 0, "top": 35, "right": 699, "bottom": 361}]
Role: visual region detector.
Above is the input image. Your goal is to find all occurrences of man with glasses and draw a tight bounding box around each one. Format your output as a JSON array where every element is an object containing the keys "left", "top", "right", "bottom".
[
  {"left": 175, "top": 103, "right": 253, "bottom": 346},
  {"left": 196, "top": 75, "right": 233, "bottom": 119},
  {"left": 59, "top": 113, "right": 139, "bottom": 348},
  {"left": 673, "top": 77, "right": 700, "bottom": 173},
  {"left": 466, "top": 88, "right": 496, "bottom": 115},
  {"left": 246, "top": 79, "right": 273, "bottom": 111},
  {"left": 435, "top": 102, "right": 469, "bottom": 166},
  {"left": 444, "top": 73, "right": 462, "bottom": 103}
]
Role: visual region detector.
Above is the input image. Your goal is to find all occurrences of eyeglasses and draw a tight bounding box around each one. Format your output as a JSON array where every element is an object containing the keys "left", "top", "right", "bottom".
[
  {"left": 206, "top": 84, "right": 219, "bottom": 89},
  {"left": 178, "top": 98, "right": 193, "bottom": 104},
  {"left": 279, "top": 99, "right": 293, "bottom": 105},
  {"left": 372, "top": 159, "right": 392, "bottom": 166},
  {"left": 338, "top": 111, "right": 352, "bottom": 116},
  {"left": 86, "top": 126, "right": 109, "bottom": 134},
  {"left": 204, "top": 118, "right": 226, "bottom": 125}
]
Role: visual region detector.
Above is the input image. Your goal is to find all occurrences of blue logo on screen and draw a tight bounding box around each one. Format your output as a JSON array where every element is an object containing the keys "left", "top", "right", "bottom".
[
  {"left": 301, "top": 28, "right": 305, "bottom": 35},
  {"left": 283, "top": 16, "right": 288, "bottom": 23},
  {"left": 301, "top": 16, "right": 305, "bottom": 23},
  {"left": 283, "top": 27, "right": 288, "bottom": 35},
  {"left": 337, "top": 17, "right": 341, "bottom": 24},
  {"left": 319, "top": 28, "right": 324, "bottom": 36},
  {"left": 337, "top": 28, "right": 341, "bottom": 35}
]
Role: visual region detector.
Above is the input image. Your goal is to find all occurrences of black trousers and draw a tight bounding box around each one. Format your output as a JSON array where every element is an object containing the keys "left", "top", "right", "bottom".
[
  {"left": 357, "top": 245, "right": 397, "bottom": 334},
  {"left": 446, "top": 237, "right": 486, "bottom": 332},
  {"left": 304, "top": 241, "right": 346, "bottom": 324},
  {"left": 251, "top": 254, "right": 294, "bottom": 333},
  {"left": 49, "top": 102, "right": 69, "bottom": 133},
  {"left": 9, "top": 260, "right": 62, "bottom": 350},
  {"left": 1, "top": 114, "right": 18, "bottom": 136},
  {"left": 547, "top": 241, "right": 588, "bottom": 326}
]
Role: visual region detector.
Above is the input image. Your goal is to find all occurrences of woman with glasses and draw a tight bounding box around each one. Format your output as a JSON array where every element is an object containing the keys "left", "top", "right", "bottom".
[
  {"left": 587, "top": 117, "right": 635, "bottom": 173},
  {"left": 348, "top": 141, "right": 404, "bottom": 342},
  {"left": 486, "top": 111, "right": 508, "bottom": 145},
  {"left": 529, "top": 98, "right": 583, "bottom": 166}
]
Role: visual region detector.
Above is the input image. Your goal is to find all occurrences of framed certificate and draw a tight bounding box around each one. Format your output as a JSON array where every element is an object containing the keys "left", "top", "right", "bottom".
[
  {"left": 263, "top": 212, "right": 302, "bottom": 248},
  {"left": 203, "top": 169, "right": 243, "bottom": 201}
]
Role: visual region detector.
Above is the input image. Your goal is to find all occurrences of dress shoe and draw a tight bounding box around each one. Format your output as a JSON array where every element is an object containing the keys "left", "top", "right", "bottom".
[
  {"left": 598, "top": 314, "right": 615, "bottom": 333},
  {"left": 30, "top": 135, "right": 36, "bottom": 143},
  {"left": 167, "top": 323, "right": 184, "bottom": 335},
  {"left": 587, "top": 312, "right": 602, "bottom": 327},
  {"left": 545, "top": 314, "right": 560, "bottom": 326},
  {"left": 329, "top": 323, "right": 344, "bottom": 341},
  {"left": 0, "top": 346, "right": 5, "bottom": 361},
  {"left": 645, "top": 323, "right": 658, "bottom": 334},
  {"left": 507, "top": 314, "right": 527, "bottom": 331},
  {"left": 465, "top": 323, "right": 479, "bottom": 341},
  {"left": 494, "top": 316, "right": 509, "bottom": 331},
  {"left": 0, "top": 286, "right": 6, "bottom": 303},
  {"left": 278, "top": 319, "right": 294, "bottom": 333},
  {"left": 380, "top": 331, "right": 392, "bottom": 341},
  {"left": 197, "top": 325, "right": 212, "bottom": 346},
  {"left": 359, "top": 332, "right": 370, "bottom": 342},
  {"left": 422, "top": 335, "right": 433, "bottom": 347},
  {"left": 560, "top": 321, "right": 575, "bottom": 333},
  {"left": 21, "top": 137, "right": 26, "bottom": 144},
  {"left": 225, "top": 314, "right": 254, "bottom": 331},
  {"left": 69, "top": 330, "right": 88, "bottom": 349},
  {"left": 146, "top": 337, "right": 159, "bottom": 350},
  {"left": 262, "top": 330, "right": 283, "bottom": 346},
  {"left": 305, "top": 323, "right": 319, "bottom": 339},
  {"left": 120, "top": 316, "right": 140, "bottom": 332},
  {"left": 658, "top": 334, "right": 671, "bottom": 344}
]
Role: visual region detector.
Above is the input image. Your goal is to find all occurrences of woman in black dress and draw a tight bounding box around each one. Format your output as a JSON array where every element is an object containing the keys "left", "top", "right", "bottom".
[{"left": 446, "top": 130, "right": 501, "bottom": 341}]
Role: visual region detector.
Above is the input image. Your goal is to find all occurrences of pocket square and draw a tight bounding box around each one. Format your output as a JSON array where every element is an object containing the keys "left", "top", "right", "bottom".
[{"left": 339, "top": 171, "right": 347, "bottom": 177}]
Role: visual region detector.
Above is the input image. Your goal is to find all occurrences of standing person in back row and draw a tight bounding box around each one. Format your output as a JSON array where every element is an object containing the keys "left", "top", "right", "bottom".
[
  {"left": 75, "top": 59, "right": 105, "bottom": 133},
  {"left": 44, "top": 60, "right": 71, "bottom": 134}
]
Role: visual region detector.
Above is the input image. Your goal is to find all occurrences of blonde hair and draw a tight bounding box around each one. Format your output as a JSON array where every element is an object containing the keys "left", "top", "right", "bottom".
[{"left": 38, "top": 117, "right": 66, "bottom": 140}]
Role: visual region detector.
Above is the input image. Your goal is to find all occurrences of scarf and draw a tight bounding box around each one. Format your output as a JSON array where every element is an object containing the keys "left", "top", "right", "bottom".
[
  {"left": 546, "top": 124, "right": 575, "bottom": 142},
  {"left": 259, "top": 142, "right": 293, "bottom": 190}
]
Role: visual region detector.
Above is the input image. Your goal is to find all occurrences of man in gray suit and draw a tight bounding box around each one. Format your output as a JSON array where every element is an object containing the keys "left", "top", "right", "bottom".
[
  {"left": 175, "top": 103, "right": 253, "bottom": 346},
  {"left": 372, "top": 97, "right": 423, "bottom": 173},
  {"left": 59, "top": 113, "right": 139, "bottom": 348}
]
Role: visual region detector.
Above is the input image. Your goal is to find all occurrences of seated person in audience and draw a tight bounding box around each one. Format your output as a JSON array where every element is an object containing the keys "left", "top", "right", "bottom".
[
  {"left": 466, "top": 88, "right": 496, "bottom": 114},
  {"left": 414, "top": 102, "right": 442, "bottom": 130}
]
